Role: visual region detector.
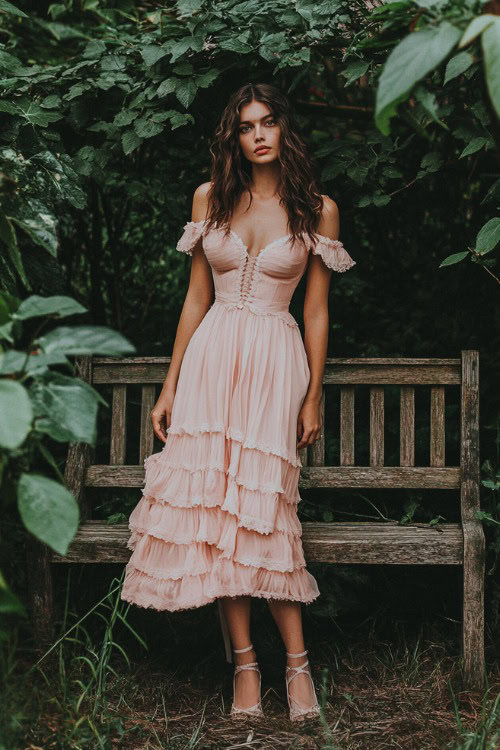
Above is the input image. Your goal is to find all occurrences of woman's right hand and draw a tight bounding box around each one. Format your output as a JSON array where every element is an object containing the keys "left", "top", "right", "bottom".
[{"left": 151, "top": 391, "right": 175, "bottom": 443}]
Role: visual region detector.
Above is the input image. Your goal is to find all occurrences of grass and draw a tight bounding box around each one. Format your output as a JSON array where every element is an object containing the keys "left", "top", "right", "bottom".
[{"left": 2, "top": 570, "right": 499, "bottom": 749}]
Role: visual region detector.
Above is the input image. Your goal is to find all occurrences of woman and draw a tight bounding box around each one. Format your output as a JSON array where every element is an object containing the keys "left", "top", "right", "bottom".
[{"left": 121, "top": 82, "right": 356, "bottom": 722}]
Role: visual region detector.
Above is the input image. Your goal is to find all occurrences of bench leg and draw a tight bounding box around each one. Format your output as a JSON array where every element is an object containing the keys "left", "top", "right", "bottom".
[
  {"left": 26, "top": 536, "right": 54, "bottom": 649},
  {"left": 462, "top": 520, "right": 486, "bottom": 690}
]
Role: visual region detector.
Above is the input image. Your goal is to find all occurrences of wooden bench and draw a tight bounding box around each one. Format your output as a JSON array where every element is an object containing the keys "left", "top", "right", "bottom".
[{"left": 27, "top": 350, "right": 485, "bottom": 689}]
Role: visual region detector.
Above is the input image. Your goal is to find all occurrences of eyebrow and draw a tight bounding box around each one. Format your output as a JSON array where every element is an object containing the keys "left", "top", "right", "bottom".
[{"left": 239, "top": 114, "right": 275, "bottom": 125}]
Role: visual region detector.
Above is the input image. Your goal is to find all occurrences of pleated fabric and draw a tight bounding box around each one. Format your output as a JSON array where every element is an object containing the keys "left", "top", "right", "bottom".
[{"left": 121, "top": 218, "right": 356, "bottom": 650}]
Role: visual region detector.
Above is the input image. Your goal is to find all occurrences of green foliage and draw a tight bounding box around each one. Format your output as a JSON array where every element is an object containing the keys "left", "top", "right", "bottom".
[
  {"left": 0, "top": 290, "right": 135, "bottom": 633},
  {"left": 0, "top": 0, "right": 499, "bottom": 641}
]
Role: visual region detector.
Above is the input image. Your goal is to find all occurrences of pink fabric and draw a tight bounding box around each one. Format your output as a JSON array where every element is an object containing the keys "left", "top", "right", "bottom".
[{"left": 121, "top": 220, "right": 356, "bottom": 613}]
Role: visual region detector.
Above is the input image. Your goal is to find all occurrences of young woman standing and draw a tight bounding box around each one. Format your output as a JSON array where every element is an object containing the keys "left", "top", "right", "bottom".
[{"left": 121, "top": 82, "right": 356, "bottom": 722}]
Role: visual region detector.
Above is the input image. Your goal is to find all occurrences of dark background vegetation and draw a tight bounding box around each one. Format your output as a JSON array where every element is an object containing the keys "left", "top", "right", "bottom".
[{"left": 0, "top": 0, "right": 499, "bottom": 746}]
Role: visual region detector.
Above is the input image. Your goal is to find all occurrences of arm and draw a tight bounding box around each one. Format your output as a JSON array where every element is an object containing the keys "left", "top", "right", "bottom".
[
  {"left": 151, "top": 182, "right": 214, "bottom": 443},
  {"left": 297, "top": 195, "right": 339, "bottom": 450}
]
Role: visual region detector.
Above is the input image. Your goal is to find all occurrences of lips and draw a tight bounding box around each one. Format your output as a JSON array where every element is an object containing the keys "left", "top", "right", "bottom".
[{"left": 255, "top": 146, "right": 270, "bottom": 154}]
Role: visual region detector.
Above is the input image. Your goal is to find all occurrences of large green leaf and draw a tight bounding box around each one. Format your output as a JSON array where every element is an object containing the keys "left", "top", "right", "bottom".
[
  {"left": 476, "top": 218, "right": 500, "bottom": 255},
  {"left": 444, "top": 51, "right": 474, "bottom": 84},
  {"left": 36, "top": 325, "right": 136, "bottom": 356},
  {"left": 0, "top": 1, "right": 28, "bottom": 17},
  {"left": 0, "top": 380, "right": 33, "bottom": 449},
  {"left": 0, "top": 210, "right": 30, "bottom": 288},
  {"left": 17, "top": 473, "right": 79, "bottom": 556},
  {"left": 0, "top": 349, "right": 72, "bottom": 375},
  {"left": 13, "top": 295, "right": 87, "bottom": 321},
  {"left": 375, "top": 22, "right": 461, "bottom": 135},
  {"left": 458, "top": 14, "right": 496, "bottom": 48},
  {"left": 30, "top": 372, "right": 104, "bottom": 444},
  {"left": 10, "top": 214, "right": 58, "bottom": 257},
  {"left": 481, "top": 17, "right": 500, "bottom": 121}
]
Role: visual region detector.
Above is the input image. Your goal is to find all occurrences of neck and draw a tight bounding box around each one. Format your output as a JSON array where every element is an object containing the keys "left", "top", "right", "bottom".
[{"left": 248, "top": 161, "right": 281, "bottom": 200}]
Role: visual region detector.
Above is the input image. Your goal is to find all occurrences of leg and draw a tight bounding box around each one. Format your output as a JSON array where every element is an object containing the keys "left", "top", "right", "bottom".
[
  {"left": 267, "top": 598, "right": 318, "bottom": 713},
  {"left": 219, "top": 595, "right": 261, "bottom": 711}
]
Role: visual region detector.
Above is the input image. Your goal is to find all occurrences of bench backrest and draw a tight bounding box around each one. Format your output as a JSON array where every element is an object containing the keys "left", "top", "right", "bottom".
[{"left": 68, "top": 350, "right": 479, "bottom": 525}]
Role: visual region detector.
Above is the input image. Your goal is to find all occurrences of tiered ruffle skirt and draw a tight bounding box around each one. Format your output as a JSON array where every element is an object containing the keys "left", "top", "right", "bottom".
[{"left": 120, "top": 302, "right": 321, "bottom": 613}]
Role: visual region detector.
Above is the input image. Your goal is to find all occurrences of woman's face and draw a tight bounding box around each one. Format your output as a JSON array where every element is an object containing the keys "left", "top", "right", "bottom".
[{"left": 238, "top": 99, "right": 280, "bottom": 164}]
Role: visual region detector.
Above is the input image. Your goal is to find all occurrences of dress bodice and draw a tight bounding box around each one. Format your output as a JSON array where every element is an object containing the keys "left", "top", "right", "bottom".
[{"left": 176, "top": 219, "right": 356, "bottom": 323}]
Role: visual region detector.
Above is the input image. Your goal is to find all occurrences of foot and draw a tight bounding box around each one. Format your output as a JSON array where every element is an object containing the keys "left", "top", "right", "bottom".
[
  {"left": 232, "top": 647, "right": 262, "bottom": 713},
  {"left": 286, "top": 651, "right": 320, "bottom": 721}
]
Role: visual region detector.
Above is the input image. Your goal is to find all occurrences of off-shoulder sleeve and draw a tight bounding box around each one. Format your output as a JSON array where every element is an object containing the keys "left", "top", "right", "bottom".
[
  {"left": 310, "top": 234, "right": 356, "bottom": 272},
  {"left": 176, "top": 220, "right": 206, "bottom": 256}
]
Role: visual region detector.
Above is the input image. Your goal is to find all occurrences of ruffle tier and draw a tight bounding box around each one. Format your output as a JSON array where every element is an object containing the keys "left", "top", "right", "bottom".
[{"left": 121, "top": 430, "right": 320, "bottom": 612}]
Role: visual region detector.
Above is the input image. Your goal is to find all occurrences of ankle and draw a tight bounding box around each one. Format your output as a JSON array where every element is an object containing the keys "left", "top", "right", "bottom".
[
  {"left": 234, "top": 647, "right": 256, "bottom": 666},
  {"left": 286, "top": 648, "right": 307, "bottom": 666}
]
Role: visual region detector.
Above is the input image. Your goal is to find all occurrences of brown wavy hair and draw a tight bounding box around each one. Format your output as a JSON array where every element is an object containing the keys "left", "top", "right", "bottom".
[{"left": 203, "top": 83, "right": 325, "bottom": 250}]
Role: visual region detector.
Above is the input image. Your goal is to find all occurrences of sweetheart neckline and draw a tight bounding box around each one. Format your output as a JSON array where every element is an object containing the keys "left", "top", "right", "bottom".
[
  {"left": 188, "top": 218, "right": 296, "bottom": 260},
  {"left": 188, "top": 219, "right": 344, "bottom": 261},
  {"left": 227, "top": 228, "right": 294, "bottom": 261}
]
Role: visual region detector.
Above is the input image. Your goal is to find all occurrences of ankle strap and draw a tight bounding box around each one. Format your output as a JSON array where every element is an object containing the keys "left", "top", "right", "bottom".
[
  {"left": 286, "top": 649, "right": 308, "bottom": 658},
  {"left": 233, "top": 643, "right": 254, "bottom": 653}
]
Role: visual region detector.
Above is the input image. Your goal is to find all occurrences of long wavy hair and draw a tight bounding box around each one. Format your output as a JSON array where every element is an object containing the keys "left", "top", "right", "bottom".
[{"left": 203, "top": 83, "right": 325, "bottom": 250}]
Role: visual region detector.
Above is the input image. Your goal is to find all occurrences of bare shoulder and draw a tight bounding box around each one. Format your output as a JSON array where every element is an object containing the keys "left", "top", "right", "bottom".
[
  {"left": 191, "top": 181, "right": 212, "bottom": 222},
  {"left": 317, "top": 194, "right": 340, "bottom": 239}
]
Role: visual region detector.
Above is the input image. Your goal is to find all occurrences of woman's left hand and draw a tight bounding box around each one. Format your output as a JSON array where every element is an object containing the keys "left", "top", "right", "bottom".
[{"left": 296, "top": 398, "right": 322, "bottom": 450}]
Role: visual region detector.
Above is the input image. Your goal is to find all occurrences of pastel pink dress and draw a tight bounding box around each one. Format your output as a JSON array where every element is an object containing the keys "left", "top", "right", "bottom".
[{"left": 121, "top": 219, "right": 356, "bottom": 660}]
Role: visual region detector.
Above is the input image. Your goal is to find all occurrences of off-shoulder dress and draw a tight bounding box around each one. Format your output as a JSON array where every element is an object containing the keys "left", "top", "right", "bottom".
[{"left": 120, "top": 219, "right": 356, "bottom": 661}]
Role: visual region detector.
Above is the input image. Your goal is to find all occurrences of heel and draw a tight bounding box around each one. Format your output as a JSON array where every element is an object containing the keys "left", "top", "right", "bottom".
[
  {"left": 285, "top": 649, "right": 320, "bottom": 722},
  {"left": 230, "top": 644, "right": 264, "bottom": 720}
]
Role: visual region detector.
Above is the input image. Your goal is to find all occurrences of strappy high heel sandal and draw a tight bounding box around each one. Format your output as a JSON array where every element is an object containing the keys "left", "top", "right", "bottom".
[
  {"left": 285, "top": 649, "right": 321, "bottom": 722},
  {"left": 230, "top": 644, "right": 264, "bottom": 719}
]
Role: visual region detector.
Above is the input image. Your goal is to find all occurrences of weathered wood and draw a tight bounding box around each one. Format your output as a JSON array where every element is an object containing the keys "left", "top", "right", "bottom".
[
  {"left": 110, "top": 385, "right": 127, "bottom": 464},
  {"left": 310, "top": 389, "right": 325, "bottom": 467},
  {"left": 298, "top": 444, "right": 308, "bottom": 467},
  {"left": 26, "top": 535, "right": 54, "bottom": 648},
  {"left": 34, "top": 350, "right": 485, "bottom": 693},
  {"left": 400, "top": 386, "right": 415, "bottom": 466},
  {"left": 340, "top": 385, "right": 355, "bottom": 465},
  {"left": 323, "top": 363, "right": 461, "bottom": 385},
  {"left": 29, "top": 355, "right": 94, "bottom": 648},
  {"left": 140, "top": 385, "right": 156, "bottom": 465},
  {"left": 64, "top": 355, "right": 94, "bottom": 519},
  {"left": 430, "top": 386, "right": 445, "bottom": 467},
  {"left": 50, "top": 520, "right": 463, "bottom": 565},
  {"left": 91, "top": 357, "right": 461, "bottom": 385},
  {"left": 85, "top": 464, "right": 461, "bottom": 489},
  {"left": 460, "top": 350, "right": 485, "bottom": 689},
  {"left": 370, "top": 386, "right": 384, "bottom": 466}
]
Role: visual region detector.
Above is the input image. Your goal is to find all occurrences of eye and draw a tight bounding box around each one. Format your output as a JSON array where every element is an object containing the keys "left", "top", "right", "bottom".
[{"left": 266, "top": 118, "right": 276, "bottom": 126}]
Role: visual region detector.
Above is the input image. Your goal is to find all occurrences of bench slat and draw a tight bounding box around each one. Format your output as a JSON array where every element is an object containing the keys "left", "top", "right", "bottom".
[
  {"left": 110, "top": 385, "right": 127, "bottom": 465},
  {"left": 370, "top": 386, "right": 384, "bottom": 466},
  {"left": 91, "top": 358, "right": 461, "bottom": 385},
  {"left": 340, "top": 385, "right": 355, "bottom": 465},
  {"left": 400, "top": 386, "right": 415, "bottom": 466},
  {"left": 430, "top": 386, "right": 445, "bottom": 467},
  {"left": 140, "top": 385, "right": 156, "bottom": 465},
  {"left": 84, "top": 464, "right": 461, "bottom": 488},
  {"left": 310, "top": 389, "right": 326, "bottom": 467},
  {"left": 49, "top": 520, "right": 463, "bottom": 565}
]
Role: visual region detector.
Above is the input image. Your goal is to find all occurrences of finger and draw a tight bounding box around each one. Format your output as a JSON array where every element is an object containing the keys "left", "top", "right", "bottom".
[
  {"left": 297, "top": 429, "right": 313, "bottom": 450},
  {"left": 152, "top": 415, "right": 167, "bottom": 443}
]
